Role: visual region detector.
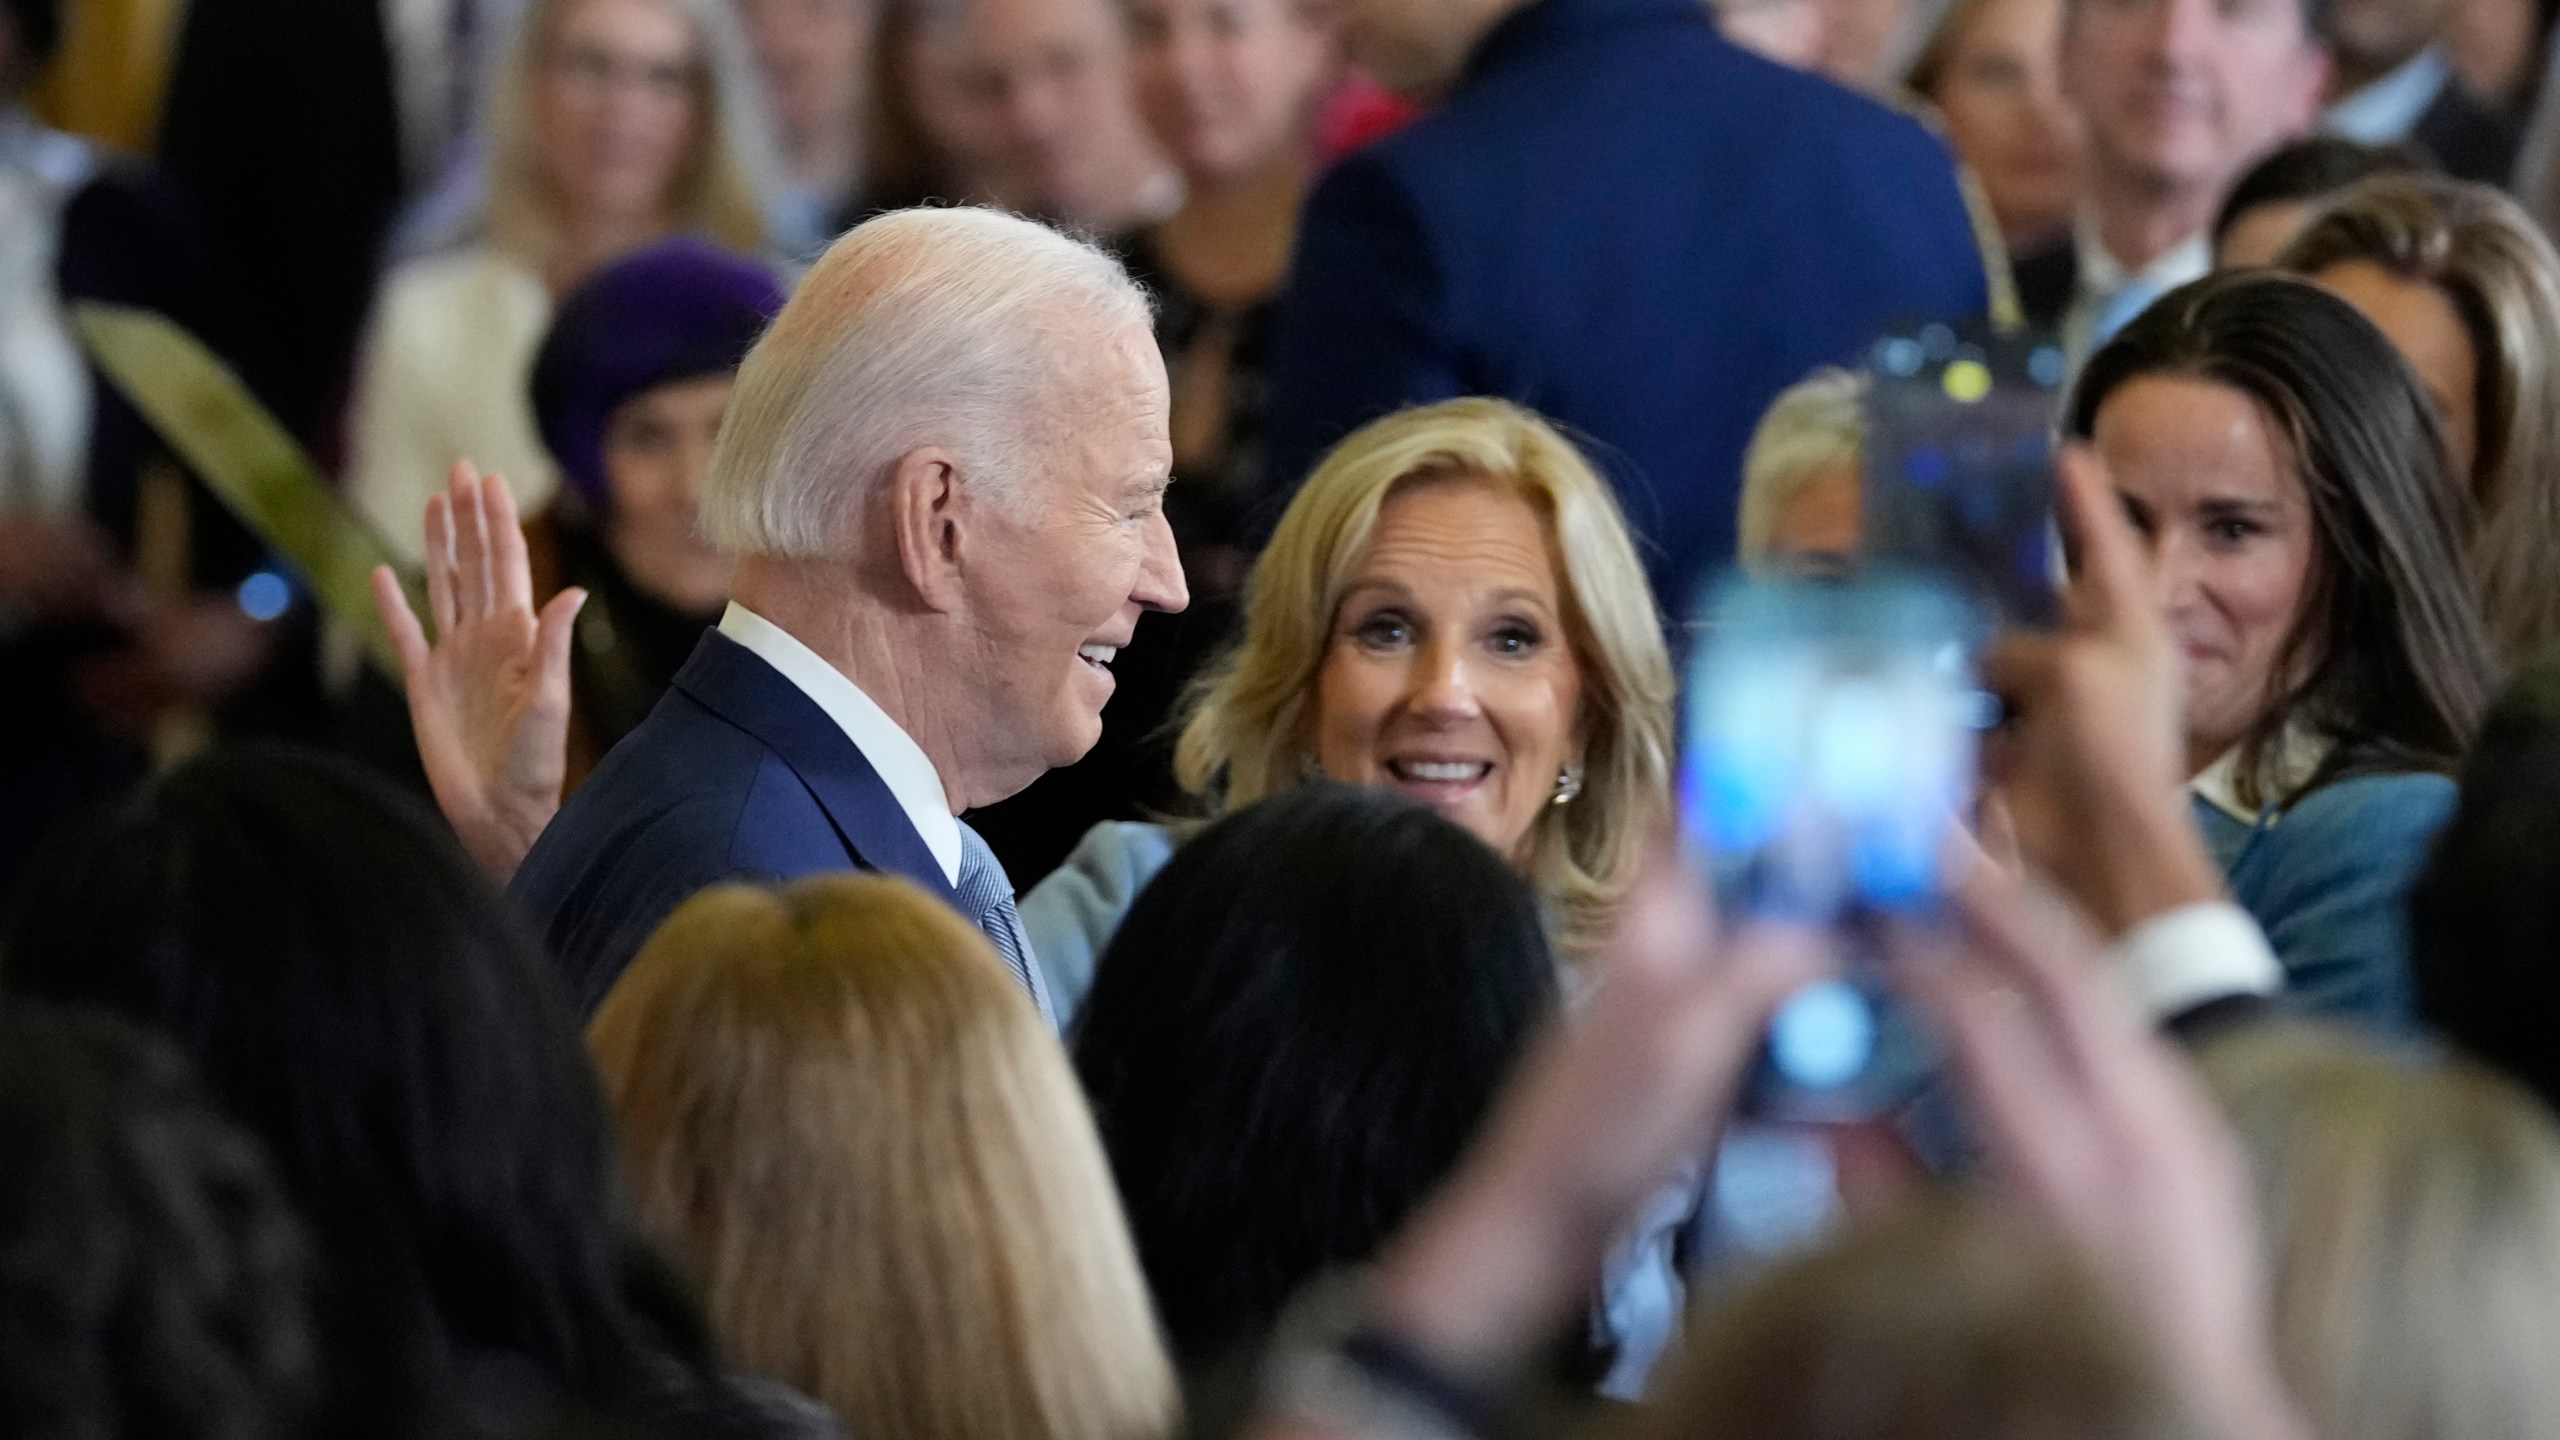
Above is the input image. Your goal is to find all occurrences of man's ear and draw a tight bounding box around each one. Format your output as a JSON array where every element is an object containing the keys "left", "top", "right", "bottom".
[{"left": 886, "top": 446, "right": 967, "bottom": 613}]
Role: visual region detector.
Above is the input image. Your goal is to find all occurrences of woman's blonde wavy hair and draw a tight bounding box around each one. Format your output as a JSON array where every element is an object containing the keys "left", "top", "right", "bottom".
[
  {"left": 480, "top": 0, "right": 775, "bottom": 268},
  {"left": 590, "top": 875, "right": 1180, "bottom": 1440},
  {"left": 1173, "top": 398, "right": 1675, "bottom": 959},
  {"left": 2279, "top": 174, "right": 2560, "bottom": 667}
]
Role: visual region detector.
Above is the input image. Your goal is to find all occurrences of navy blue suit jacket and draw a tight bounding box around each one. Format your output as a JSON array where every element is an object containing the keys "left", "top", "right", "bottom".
[
  {"left": 1262, "top": 0, "right": 1991, "bottom": 610},
  {"left": 510, "top": 630, "right": 959, "bottom": 1015}
]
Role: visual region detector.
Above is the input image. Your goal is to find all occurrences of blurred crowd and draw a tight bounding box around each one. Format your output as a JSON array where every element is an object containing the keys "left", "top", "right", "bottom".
[{"left": 9, "top": 0, "right": 2560, "bottom": 1435}]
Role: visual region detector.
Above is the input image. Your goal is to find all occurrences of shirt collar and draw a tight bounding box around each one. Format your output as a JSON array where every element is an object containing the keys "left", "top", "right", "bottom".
[
  {"left": 2073, "top": 211, "right": 2212, "bottom": 301},
  {"left": 0, "top": 107, "right": 96, "bottom": 191},
  {"left": 2063, "top": 214, "right": 2211, "bottom": 361},
  {"left": 2326, "top": 46, "right": 2449, "bottom": 144},
  {"left": 717, "top": 602, "right": 963, "bottom": 886},
  {"left": 2189, "top": 725, "right": 2333, "bottom": 824}
]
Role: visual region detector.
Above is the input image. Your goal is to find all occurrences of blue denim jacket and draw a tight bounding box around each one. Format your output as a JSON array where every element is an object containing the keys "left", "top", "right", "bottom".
[{"left": 2190, "top": 772, "right": 2455, "bottom": 1036}]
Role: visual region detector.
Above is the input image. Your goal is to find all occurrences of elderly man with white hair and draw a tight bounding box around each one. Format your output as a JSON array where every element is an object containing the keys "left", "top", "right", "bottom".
[{"left": 387, "top": 207, "right": 1188, "bottom": 1023}]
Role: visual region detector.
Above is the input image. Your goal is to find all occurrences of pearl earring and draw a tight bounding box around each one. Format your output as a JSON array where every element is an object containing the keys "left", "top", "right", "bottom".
[{"left": 1551, "top": 764, "right": 1584, "bottom": 806}]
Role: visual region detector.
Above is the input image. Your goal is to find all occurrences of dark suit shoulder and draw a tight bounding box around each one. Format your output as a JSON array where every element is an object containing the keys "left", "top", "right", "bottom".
[
  {"left": 1372, "top": 15, "right": 1954, "bottom": 185},
  {"left": 1347, "top": 14, "right": 1977, "bottom": 304},
  {"left": 2412, "top": 82, "right": 2523, "bottom": 186},
  {"left": 510, "top": 688, "right": 826, "bottom": 1013},
  {"left": 1273, "top": 0, "right": 1984, "bottom": 604}
]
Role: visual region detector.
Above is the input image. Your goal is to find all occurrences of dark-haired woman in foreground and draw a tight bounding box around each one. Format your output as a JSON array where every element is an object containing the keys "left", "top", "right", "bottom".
[
  {"left": 1073, "top": 784, "right": 1559, "bottom": 1425},
  {"left": 2059, "top": 271, "right": 2497, "bottom": 1031},
  {"left": 0, "top": 744, "right": 838, "bottom": 1440},
  {"left": 0, "top": 1002, "right": 317, "bottom": 1440}
]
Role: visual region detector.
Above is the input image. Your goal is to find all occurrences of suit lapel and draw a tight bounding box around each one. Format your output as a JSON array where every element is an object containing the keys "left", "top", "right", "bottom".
[{"left": 669, "top": 630, "right": 962, "bottom": 906}]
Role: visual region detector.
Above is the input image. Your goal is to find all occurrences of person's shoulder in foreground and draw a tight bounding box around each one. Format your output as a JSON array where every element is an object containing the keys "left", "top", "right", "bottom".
[
  {"left": 510, "top": 632, "right": 857, "bottom": 1015},
  {"left": 2194, "top": 768, "right": 2456, "bottom": 1037},
  {"left": 1364, "top": 10, "right": 1977, "bottom": 253}
]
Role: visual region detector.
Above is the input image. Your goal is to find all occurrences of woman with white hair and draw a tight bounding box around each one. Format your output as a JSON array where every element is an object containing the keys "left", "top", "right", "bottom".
[
  {"left": 346, "top": 0, "right": 779, "bottom": 565},
  {"left": 1735, "top": 366, "right": 1866, "bottom": 579}
]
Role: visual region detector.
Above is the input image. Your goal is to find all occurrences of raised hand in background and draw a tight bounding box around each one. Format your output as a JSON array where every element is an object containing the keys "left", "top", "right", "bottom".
[{"left": 369, "top": 461, "right": 584, "bottom": 883}]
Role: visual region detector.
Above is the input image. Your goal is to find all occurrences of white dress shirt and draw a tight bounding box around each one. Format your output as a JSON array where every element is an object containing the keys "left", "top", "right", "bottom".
[
  {"left": 2189, "top": 726, "right": 2331, "bottom": 827},
  {"left": 2107, "top": 901, "right": 2283, "bottom": 1020},
  {"left": 717, "top": 601, "right": 964, "bottom": 887}
]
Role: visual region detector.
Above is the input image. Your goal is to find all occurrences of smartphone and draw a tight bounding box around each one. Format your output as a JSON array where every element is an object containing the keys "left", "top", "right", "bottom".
[
  {"left": 1678, "top": 573, "right": 1984, "bottom": 1121},
  {"left": 1861, "top": 321, "right": 2069, "bottom": 628}
]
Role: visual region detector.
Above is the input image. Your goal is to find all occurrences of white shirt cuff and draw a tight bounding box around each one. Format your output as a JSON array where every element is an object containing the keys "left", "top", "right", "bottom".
[{"left": 2106, "top": 901, "right": 2282, "bottom": 1021}]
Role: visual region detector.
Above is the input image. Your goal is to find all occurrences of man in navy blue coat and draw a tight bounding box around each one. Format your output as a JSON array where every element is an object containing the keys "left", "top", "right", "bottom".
[
  {"left": 1262, "top": 0, "right": 1993, "bottom": 612},
  {"left": 503, "top": 208, "right": 1187, "bottom": 1022}
]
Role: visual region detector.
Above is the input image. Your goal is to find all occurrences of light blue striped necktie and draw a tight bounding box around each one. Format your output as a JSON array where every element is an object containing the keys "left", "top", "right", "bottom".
[{"left": 956, "top": 821, "right": 1059, "bottom": 1032}]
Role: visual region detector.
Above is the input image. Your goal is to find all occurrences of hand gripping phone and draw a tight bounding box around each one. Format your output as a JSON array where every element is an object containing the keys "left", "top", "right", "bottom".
[
  {"left": 1679, "top": 573, "right": 1985, "bottom": 1120},
  {"left": 1861, "top": 321, "right": 2070, "bottom": 628}
]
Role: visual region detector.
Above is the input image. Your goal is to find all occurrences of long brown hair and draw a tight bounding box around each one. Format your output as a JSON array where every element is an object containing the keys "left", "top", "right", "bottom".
[
  {"left": 2069, "top": 271, "right": 2496, "bottom": 809},
  {"left": 589, "top": 875, "right": 1180, "bottom": 1440},
  {"left": 2278, "top": 174, "right": 2560, "bottom": 667}
]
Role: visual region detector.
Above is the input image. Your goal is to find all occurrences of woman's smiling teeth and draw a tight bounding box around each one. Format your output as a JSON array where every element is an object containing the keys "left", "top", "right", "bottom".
[
  {"left": 1388, "top": 758, "right": 1494, "bottom": 784},
  {"left": 1077, "top": 643, "right": 1119, "bottom": 672}
]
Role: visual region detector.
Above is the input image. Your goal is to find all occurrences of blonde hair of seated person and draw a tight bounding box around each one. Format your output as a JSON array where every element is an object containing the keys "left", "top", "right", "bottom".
[
  {"left": 1638, "top": 1198, "right": 2202, "bottom": 1440},
  {"left": 2200, "top": 1024, "right": 2560, "bottom": 1440},
  {"left": 1737, "top": 367, "right": 1866, "bottom": 577},
  {"left": 589, "top": 875, "right": 1181, "bottom": 1440},
  {"left": 1171, "top": 396, "right": 1675, "bottom": 961}
]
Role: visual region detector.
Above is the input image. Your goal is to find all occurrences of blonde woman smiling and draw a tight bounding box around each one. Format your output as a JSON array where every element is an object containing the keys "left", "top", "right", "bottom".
[{"left": 1024, "top": 396, "right": 1675, "bottom": 1001}]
